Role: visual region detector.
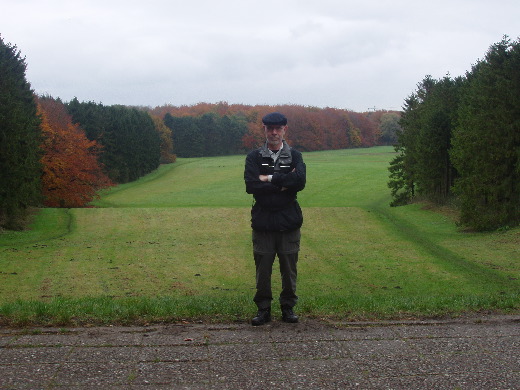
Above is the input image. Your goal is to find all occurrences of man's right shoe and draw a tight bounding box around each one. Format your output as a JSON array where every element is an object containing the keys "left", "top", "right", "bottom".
[{"left": 251, "top": 308, "right": 271, "bottom": 326}]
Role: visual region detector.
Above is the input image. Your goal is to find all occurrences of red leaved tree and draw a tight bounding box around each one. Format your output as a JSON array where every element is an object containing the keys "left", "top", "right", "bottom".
[{"left": 37, "top": 97, "right": 114, "bottom": 207}]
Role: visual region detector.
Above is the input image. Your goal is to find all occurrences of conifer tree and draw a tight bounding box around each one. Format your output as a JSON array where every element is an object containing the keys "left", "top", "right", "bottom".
[
  {"left": 451, "top": 37, "right": 520, "bottom": 230},
  {"left": 0, "top": 36, "right": 42, "bottom": 229},
  {"left": 67, "top": 100, "right": 161, "bottom": 183},
  {"left": 388, "top": 75, "right": 460, "bottom": 206}
]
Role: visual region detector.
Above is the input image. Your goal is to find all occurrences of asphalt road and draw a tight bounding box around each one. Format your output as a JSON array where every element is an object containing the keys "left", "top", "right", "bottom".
[{"left": 1, "top": 315, "right": 519, "bottom": 389}]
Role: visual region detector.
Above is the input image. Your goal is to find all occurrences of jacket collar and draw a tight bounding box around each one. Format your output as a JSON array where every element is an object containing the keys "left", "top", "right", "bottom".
[{"left": 259, "top": 140, "right": 291, "bottom": 158}]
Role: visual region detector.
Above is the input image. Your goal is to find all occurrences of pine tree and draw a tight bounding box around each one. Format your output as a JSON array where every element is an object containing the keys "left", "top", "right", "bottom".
[
  {"left": 67, "top": 101, "right": 161, "bottom": 183},
  {"left": 451, "top": 37, "right": 520, "bottom": 230},
  {"left": 0, "top": 36, "right": 42, "bottom": 230},
  {"left": 388, "top": 75, "right": 460, "bottom": 206}
]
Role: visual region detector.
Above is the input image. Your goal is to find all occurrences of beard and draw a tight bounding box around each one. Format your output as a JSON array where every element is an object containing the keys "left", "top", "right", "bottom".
[{"left": 267, "top": 136, "right": 282, "bottom": 148}]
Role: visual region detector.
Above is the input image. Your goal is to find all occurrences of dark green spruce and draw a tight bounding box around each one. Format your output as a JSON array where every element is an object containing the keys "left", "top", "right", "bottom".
[{"left": 0, "top": 36, "right": 42, "bottom": 230}]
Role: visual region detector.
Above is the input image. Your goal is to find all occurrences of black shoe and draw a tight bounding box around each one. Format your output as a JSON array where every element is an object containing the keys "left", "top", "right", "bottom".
[
  {"left": 281, "top": 306, "right": 299, "bottom": 323},
  {"left": 252, "top": 308, "right": 271, "bottom": 326}
]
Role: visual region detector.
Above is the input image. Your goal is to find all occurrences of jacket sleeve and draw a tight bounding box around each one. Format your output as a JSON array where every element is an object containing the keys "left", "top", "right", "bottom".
[
  {"left": 271, "top": 150, "right": 306, "bottom": 192},
  {"left": 244, "top": 151, "right": 282, "bottom": 195}
]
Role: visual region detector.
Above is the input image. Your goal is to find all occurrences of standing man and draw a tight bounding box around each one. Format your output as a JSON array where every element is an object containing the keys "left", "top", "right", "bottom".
[{"left": 244, "top": 112, "right": 306, "bottom": 326}]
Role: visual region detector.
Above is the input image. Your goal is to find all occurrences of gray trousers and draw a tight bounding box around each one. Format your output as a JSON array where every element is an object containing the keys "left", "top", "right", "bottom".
[{"left": 252, "top": 229, "right": 300, "bottom": 310}]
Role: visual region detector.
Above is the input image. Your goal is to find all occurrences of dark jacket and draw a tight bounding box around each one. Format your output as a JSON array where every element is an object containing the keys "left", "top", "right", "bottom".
[{"left": 244, "top": 141, "right": 306, "bottom": 231}]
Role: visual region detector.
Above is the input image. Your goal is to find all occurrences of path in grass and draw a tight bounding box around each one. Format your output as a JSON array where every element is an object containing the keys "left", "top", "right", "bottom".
[{"left": 0, "top": 146, "right": 518, "bottom": 324}]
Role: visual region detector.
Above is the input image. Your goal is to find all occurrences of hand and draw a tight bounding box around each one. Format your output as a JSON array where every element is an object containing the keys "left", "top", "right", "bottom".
[{"left": 259, "top": 175, "right": 269, "bottom": 182}]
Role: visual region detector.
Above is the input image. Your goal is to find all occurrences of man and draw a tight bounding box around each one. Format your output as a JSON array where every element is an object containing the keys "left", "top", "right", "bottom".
[{"left": 244, "top": 112, "right": 306, "bottom": 326}]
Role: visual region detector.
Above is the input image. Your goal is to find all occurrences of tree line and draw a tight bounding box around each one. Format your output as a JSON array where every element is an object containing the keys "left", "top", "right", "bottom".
[
  {"left": 163, "top": 112, "right": 249, "bottom": 157},
  {"left": 1, "top": 34, "right": 399, "bottom": 230},
  {"left": 389, "top": 36, "right": 520, "bottom": 231},
  {"left": 152, "top": 103, "right": 400, "bottom": 155}
]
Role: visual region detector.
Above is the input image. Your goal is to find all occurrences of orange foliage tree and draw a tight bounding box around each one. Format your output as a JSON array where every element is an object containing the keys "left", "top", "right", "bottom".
[
  {"left": 37, "top": 97, "right": 114, "bottom": 207},
  {"left": 151, "top": 115, "right": 176, "bottom": 164}
]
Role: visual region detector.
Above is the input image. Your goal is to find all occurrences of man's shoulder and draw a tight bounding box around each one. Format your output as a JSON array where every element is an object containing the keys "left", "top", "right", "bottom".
[
  {"left": 246, "top": 143, "right": 270, "bottom": 157},
  {"left": 290, "top": 148, "right": 303, "bottom": 159},
  {"left": 246, "top": 148, "right": 261, "bottom": 158}
]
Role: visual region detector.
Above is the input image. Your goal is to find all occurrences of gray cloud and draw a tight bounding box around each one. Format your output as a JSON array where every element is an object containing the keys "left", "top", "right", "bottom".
[{"left": 1, "top": 0, "right": 518, "bottom": 111}]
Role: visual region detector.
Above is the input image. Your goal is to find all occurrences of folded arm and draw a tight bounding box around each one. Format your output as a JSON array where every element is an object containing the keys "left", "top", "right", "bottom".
[{"left": 244, "top": 151, "right": 306, "bottom": 195}]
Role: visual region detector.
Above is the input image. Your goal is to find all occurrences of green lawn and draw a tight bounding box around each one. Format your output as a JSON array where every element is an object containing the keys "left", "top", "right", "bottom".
[{"left": 0, "top": 146, "right": 518, "bottom": 326}]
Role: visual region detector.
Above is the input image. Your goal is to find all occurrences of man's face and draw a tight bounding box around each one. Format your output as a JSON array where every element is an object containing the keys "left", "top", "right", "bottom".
[{"left": 264, "top": 125, "right": 286, "bottom": 148}]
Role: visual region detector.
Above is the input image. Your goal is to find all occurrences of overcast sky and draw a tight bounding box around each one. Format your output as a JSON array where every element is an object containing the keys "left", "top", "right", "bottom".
[{"left": 1, "top": 0, "right": 518, "bottom": 112}]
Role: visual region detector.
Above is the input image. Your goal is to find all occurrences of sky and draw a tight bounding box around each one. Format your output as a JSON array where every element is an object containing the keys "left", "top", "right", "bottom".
[{"left": 1, "top": 0, "right": 519, "bottom": 112}]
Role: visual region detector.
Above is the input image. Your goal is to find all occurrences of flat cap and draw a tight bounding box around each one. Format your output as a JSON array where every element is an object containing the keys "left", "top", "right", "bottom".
[{"left": 262, "top": 112, "right": 287, "bottom": 126}]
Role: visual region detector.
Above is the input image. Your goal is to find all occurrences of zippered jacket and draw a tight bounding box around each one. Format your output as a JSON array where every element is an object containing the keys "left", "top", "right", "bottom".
[{"left": 244, "top": 140, "right": 306, "bottom": 231}]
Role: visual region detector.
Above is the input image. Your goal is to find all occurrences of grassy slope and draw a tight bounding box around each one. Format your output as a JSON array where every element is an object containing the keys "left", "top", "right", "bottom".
[{"left": 0, "top": 146, "right": 518, "bottom": 325}]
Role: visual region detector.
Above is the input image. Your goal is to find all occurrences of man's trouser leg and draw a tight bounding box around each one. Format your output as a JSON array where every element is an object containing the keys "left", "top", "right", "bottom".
[
  {"left": 252, "top": 230, "right": 276, "bottom": 309},
  {"left": 277, "top": 228, "right": 300, "bottom": 308},
  {"left": 278, "top": 251, "right": 298, "bottom": 308},
  {"left": 253, "top": 251, "right": 276, "bottom": 309}
]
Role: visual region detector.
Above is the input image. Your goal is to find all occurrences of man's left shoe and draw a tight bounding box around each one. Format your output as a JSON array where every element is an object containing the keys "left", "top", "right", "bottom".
[{"left": 281, "top": 306, "right": 299, "bottom": 323}]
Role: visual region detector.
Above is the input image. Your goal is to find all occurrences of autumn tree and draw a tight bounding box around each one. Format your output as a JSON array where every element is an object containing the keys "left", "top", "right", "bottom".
[
  {"left": 349, "top": 112, "right": 378, "bottom": 147},
  {"left": 151, "top": 115, "right": 176, "bottom": 164},
  {"left": 0, "top": 36, "right": 42, "bottom": 229},
  {"left": 37, "top": 96, "right": 113, "bottom": 207}
]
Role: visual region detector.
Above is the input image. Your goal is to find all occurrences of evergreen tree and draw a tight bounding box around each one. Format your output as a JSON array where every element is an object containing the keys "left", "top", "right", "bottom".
[
  {"left": 0, "top": 36, "right": 42, "bottom": 229},
  {"left": 164, "top": 112, "right": 249, "bottom": 158},
  {"left": 388, "top": 75, "right": 460, "bottom": 205},
  {"left": 164, "top": 114, "right": 205, "bottom": 157},
  {"left": 451, "top": 37, "right": 520, "bottom": 230},
  {"left": 387, "top": 94, "right": 419, "bottom": 206},
  {"left": 67, "top": 101, "right": 161, "bottom": 183},
  {"left": 414, "top": 75, "right": 461, "bottom": 200},
  {"left": 220, "top": 114, "right": 249, "bottom": 155},
  {"left": 198, "top": 112, "right": 220, "bottom": 156}
]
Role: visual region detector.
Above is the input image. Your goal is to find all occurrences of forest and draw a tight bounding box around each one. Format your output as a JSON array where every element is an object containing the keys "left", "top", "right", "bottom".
[
  {"left": 1, "top": 34, "right": 518, "bottom": 231},
  {"left": 154, "top": 103, "right": 399, "bottom": 156},
  {"left": 388, "top": 36, "right": 520, "bottom": 231}
]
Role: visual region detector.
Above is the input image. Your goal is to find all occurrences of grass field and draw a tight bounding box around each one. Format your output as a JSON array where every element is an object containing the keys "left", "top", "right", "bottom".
[{"left": 0, "top": 146, "right": 518, "bottom": 326}]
